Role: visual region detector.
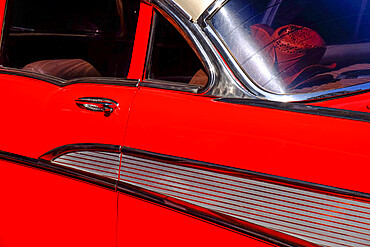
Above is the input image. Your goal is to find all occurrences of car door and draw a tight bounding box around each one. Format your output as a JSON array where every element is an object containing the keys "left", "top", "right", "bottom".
[
  {"left": 0, "top": 75, "right": 137, "bottom": 159},
  {"left": 0, "top": 0, "right": 141, "bottom": 246},
  {"left": 117, "top": 5, "right": 370, "bottom": 247}
]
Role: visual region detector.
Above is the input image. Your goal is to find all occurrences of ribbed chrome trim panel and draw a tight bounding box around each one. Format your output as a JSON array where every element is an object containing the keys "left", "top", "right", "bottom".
[
  {"left": 52, "top": 151, "right": 121, "bottom": 179},
  {"left": 120, "top": 154, "right": 370, "bottom": 247}
]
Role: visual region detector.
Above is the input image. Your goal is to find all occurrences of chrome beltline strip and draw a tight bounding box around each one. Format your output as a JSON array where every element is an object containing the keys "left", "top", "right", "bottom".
[{"left": 216, "top": 98, "right": 370, "bottom": 123}]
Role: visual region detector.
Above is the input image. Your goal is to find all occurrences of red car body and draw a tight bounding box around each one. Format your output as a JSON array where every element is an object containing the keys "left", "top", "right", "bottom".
[{"left": 0, "top": 0, "right": 369, "bottom": 246}]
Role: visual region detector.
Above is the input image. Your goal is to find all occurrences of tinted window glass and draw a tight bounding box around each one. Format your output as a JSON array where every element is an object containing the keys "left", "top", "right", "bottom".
[
  {"left": 1, "top": 0, "right": 140, "bottom": 79},
  {"left": 210, "top": 0, "right": 370, "bottom": 95},
  {"left": 147, "top": 11, "right": 208, "bottom": 87}
]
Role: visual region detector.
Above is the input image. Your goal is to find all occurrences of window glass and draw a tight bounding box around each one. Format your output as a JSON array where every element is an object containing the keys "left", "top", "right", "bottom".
[
  {"left": 147, "top": 11, "right": 208, "bottom": 88},
  {"left": 210, "top": 0, "right": 370, "bottom": 95},
  {"left": 1, "top": 0, "right": 140, "bottom": 80}
]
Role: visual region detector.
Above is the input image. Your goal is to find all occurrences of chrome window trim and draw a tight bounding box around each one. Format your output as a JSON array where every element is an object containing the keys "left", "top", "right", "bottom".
[
  {"left": 198, "top": 0, "right": 370, "bottom": 102},
  {"left": 146, "top": 0, "right": 251, "bottom": 98},
  {"left": 144, "top": 2, "right": 215, "bottom": 95},
  {"left": 141, "top": 79, "right": 203, "bottom": 93},
  {"left": 169, "top": 0, "right": 192, "bottom": 21},
  {"left": 216, "top": 98, "right": 370, "bottom": 123}
]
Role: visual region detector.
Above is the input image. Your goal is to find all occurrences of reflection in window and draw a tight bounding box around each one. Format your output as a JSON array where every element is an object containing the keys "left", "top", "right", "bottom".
[{"left": 210, "top": 0, "right": 370, "bottom": 95}]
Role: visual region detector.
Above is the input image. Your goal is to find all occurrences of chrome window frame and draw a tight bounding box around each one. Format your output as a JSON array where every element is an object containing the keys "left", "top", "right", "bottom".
[
  {"left": 143, "top": 1, "right": 216, "bottom": 94},
  {"left": 142, "top": 8, "right": 207, "bottom": 94},
  {"left": 198, "top": 0, "right": 370, "bottom": 102},
  {"left": 145, "top": 0, "right": 252, "bottom": 97}
]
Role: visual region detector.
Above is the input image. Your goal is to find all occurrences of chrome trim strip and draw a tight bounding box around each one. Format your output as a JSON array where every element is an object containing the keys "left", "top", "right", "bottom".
[
  {"left": 41, "top": 145, "right": 122, "bottom": 184},
  {"left": 198, "top": 0, "right": 224, "bottom": 25},
  {"left": 0, "top": 149, "right": 38, "bottom": 166},
  {"left": 40, "top": 144, "right": 121, "bottom": 162},
  {"left": 0, "top": 148, "right": 118, "bottom": 190},
  {"left": 216, "top": 98, "right": 370, "bottom": 123},
  {"left": 147, "top": 0, "right": 248, "bottom": 97},
  {"left": 3, "top": 144, "right": 370, "bottom": 247},
  {"left": 121, "top": 147, "right": 370, "bottom": 200},
  {"left": 39, "top": 144, "right": 322, "bottom": 246},
  {"left": 140, "top": 80, "right": 202, "bottom": 93},
  {"left": 0, "top": 145, "right": 319, "bottom": 246},
  {"left": 144, "top": 3, "right": 214, "bottom": 94},
  {"left": 119, "top": 148, "right": 370, "bottom": 247},
  {"left": 169, "top": 0, "right": 192, "bottom": 21}
]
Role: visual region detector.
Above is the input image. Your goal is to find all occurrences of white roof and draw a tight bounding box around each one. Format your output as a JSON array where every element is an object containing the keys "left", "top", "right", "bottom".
[{"left": 172, "top": 0, "right": 215, "bottom": 21}]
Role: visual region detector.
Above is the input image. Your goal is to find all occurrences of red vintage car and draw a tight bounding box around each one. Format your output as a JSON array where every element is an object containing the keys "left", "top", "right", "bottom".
[{"left": 0, "top": 0, "right": 369, "bottom": 246}]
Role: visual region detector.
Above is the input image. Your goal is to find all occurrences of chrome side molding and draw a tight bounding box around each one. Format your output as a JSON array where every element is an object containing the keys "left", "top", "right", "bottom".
[{"left": 3, "top": 144, "right": 370, "bottom": 247}]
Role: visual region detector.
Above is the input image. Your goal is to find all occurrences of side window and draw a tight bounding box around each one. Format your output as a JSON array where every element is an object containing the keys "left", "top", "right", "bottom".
[
  {"left": 146, "top": 11, "right": 208, "bottom": 89},
  {"left": 0, "top": 0, "right": 140, "bottom": 80}
]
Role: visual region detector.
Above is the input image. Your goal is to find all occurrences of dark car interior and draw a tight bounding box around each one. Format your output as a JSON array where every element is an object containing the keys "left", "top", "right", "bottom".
[
  {"left": 147, "top": 11, "right": 207, "bottom": 86},
  {"left": 0, "top": 0, "right": 208, "bottom": 89},
  {"left": 1, "top": 0, "right": 140, "bottom": 79}
]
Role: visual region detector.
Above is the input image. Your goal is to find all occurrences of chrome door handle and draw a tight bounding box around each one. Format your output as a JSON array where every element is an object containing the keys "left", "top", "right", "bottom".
[{"left": 75, "top": 97, "right": 119, "bottom": 117}]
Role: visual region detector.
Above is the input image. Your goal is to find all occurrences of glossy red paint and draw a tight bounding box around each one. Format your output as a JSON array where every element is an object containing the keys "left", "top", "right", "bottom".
[
  {"left": 125, "top": 87, "right": 370, "bottom": 193},
  {"left": 117, "top": 193, "right": 276, "bottom": 247},
  {"left": 127, "top": 3, "right": 153, "bottom": 80},
  {"left": 309, "top": 91, "right": 370, "bottom": 113},
  {"left": 1, "top": 0, "right": 370, "bottom": 246},
  {"left": 0, "top": 160, "right": 117, "bottom": 247},
  {"left": 0, "top": 73, "right": 137, "bottom": 159}
]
